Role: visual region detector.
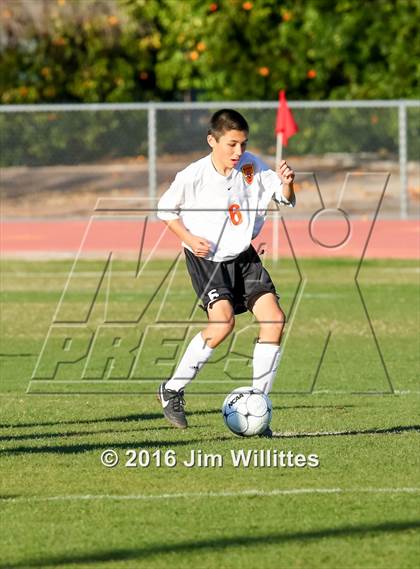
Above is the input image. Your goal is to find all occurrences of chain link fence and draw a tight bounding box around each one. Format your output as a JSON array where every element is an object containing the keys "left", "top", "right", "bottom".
[{"left": 1, "top": 100, "right": 419, "bottom": 219}]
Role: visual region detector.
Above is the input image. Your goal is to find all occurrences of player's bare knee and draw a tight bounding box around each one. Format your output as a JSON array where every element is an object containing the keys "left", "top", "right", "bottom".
[
  {"left": 273, "top": 309, "right": 285, "bottom": 333},
  {"left": 206, "top": 317, "right": 235, "bottom": 347},
  {"left": 217, "top": 316, "right": 235, "bottom": 340},
  {"left": 258, "top": 309, "right": 285, "bottom": 342},
  {"left": 271, "top": 322, "right": 284, "bottom": 342},
  {"left": 260, "top": 308, "right": 285, "bottom": 328},
  {"left": 225, "top": 315, "right": 236, "bottom": 335}
]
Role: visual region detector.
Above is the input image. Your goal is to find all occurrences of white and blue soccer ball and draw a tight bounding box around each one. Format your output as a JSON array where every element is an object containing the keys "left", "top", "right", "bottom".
[{"left": 222, "top": 387, "right": 272, "bottom": 437}]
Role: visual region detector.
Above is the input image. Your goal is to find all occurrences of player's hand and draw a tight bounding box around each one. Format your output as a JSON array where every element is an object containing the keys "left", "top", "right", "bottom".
[
  {"left": 187, "top": 235, "right": 211, "bottom": 257},
  {"left": 277, "top": 160, "right": 295, "bottom": 185}
]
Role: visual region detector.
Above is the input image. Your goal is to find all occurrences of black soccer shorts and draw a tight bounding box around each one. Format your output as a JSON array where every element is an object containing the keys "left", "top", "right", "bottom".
[{"left": 184, "top": 245, "right": 277, "bottom": 315}]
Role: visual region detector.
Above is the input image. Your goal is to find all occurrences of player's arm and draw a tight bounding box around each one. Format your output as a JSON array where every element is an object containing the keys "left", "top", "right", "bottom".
[
  {"left": 157, "top": 174, "right": 211, "bottom": 257},
  {"left": 257, "top": 156, "right": 295, "bottom": 208},
  {"left": 276, "top": 160, "right": 295, "bottom": 204},
  {"left": 163, "top": 218, "right": 211, "bottom": 258}
]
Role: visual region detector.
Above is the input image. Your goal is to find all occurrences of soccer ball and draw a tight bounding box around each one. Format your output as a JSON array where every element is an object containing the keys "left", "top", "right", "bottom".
[{"left": 222, "top": 387, "right": 272, "bottom": 437}]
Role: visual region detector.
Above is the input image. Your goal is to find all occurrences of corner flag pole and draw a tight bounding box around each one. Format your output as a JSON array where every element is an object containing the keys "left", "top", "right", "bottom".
[
  {"left": 272, "top": 90, "right": 298, "bottom": 263},
  {"left": 275, "top": 132, "right": 283, "bottom": 168},
  {"left": 273, "top": 131, "right": 283, "bottom": 263}
]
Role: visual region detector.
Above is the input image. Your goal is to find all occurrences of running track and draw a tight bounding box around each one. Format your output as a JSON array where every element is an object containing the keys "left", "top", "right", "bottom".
[{"left": 1, "top": 219, "right": 419, "bottom": 259}]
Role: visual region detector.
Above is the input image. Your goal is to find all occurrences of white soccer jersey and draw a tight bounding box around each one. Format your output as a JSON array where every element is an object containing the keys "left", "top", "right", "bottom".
[{"left": 157, "top": 151, "right": 295, "bottom": 262}]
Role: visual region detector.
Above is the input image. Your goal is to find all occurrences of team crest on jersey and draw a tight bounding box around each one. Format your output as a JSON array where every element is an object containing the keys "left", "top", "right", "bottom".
[{"left": 241, "top": 163, "right": 254, "bottom": 184}]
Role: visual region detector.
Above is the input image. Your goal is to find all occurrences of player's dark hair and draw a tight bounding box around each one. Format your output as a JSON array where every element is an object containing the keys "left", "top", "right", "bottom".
[{"left": 208, "top": 109, "right": 249, "bottom": 140}]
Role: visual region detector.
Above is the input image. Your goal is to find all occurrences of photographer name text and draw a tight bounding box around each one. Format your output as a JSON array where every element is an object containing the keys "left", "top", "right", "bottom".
[{"left": 100, "top": 448, "right": 320, "bottom": 469}]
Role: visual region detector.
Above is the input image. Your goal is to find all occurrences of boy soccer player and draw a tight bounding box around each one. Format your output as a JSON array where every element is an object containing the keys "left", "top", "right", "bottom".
[{"left": 157, "top": 109, "right": 295, "bottom": 435}]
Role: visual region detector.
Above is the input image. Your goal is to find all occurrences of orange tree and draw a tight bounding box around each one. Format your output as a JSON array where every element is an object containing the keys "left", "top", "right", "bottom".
[
  {"left": 1, "top": 0, "right": 419, "bottom": 104},
  {"left": 1, "top": 0, "right": 418, "bottom": 165},
  {"left": 0, "top": 0, "right": 160, "bottom": 104},
  {"left": 126, "top": 0, "right": 420, "bottom": 101}
]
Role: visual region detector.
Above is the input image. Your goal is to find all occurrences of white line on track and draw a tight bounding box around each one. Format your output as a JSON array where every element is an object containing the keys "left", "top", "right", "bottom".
[{"left": 1, "top": 488, "right": 419, "bottom": 504}]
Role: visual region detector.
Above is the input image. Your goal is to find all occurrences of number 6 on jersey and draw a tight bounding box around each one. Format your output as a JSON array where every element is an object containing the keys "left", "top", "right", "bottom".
[{"left": 228, "top": 203, "right": 243, "bottom": 225}]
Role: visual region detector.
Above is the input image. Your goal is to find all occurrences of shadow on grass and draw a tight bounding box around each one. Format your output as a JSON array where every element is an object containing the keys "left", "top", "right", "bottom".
[
  {"left": 0, "top": 425, "right": 176, "bottom": 443},
  {"left": 0, "top": 409, "right": 225, "bottom": 430},
  {"left": 2, "top": 422, "right": 417, "bottom": 446},
  {"left": 0, "top": 437, "right": 219, "bottom": 457},
  {"left": 5, "top": 520, "right": 420, "bottom": 568},
  {"left": 0, "top": 404, "right": 361, "bottom": 430},
  {"left": 275, "top": 425, "right": 420, "bottom": 438},
  {"left": 0, "top": 412, "right": 164, "bottom": 430}
]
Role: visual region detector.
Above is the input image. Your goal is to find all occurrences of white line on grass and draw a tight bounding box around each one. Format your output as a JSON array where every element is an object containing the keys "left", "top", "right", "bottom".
[
  {"left": 1, "top": 488, "right": 419, "bottom": 504},
  {"left": 0, "top": 270, "right": 177, "bottom": 278},
  {"left": 24, "top": 382, "right": 420, "bottom": 395},
  {"left": 312, "top": 390, "right": 420, "bottom": 395},
  {"left": 3, "top": 268, "right": 418, "bottom": 278},
  {"left": 274, "top": 428, "right": 419, "bottom": 437}
]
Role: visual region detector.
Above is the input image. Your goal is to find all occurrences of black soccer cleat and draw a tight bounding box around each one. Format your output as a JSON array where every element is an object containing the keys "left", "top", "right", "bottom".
[
  {"left": 258, "top": 426, "right": 273, "bottom": 438},
  {"left": 157, "top": 381, "right": 188, "bottom": 429}
]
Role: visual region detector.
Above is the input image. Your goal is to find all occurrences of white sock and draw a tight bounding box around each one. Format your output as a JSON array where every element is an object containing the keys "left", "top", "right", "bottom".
[
  {"left": 252, "top": 342, "right": 282, "bottom": 395},
  {"left": 165, "top": 332, "right": 213, "bottom": 392}
]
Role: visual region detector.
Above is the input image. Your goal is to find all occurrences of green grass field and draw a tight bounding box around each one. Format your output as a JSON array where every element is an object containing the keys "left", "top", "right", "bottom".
[{"left": 1, "top": 257, "right": 419, "bottom": 569}]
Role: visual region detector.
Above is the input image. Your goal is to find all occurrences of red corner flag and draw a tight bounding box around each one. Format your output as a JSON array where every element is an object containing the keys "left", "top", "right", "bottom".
[{"left": 275, "top": 90, "right": 298, "bottom": 147}]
